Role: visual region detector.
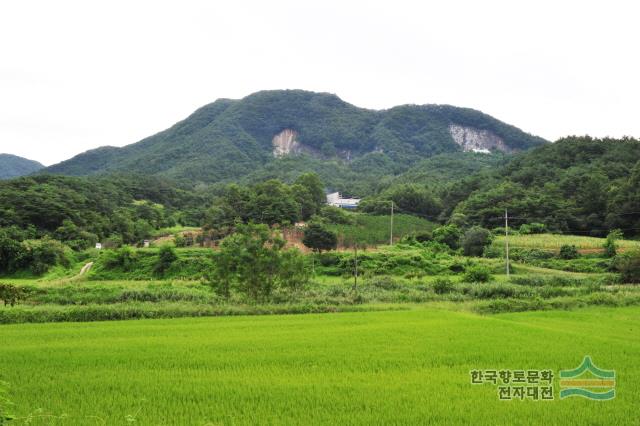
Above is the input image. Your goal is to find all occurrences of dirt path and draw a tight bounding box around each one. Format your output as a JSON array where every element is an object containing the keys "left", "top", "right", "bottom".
[{"left": 76, "top": 262, "right": 93, "bottom": 278}]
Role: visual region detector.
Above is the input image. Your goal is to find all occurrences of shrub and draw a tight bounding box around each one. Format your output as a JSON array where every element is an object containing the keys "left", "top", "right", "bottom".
[
  {"left": 303, "top": 223, "right": 338, "bottom": 253},
  {"left": 518, "top": 223, "right": 546, "bottom": 234},
  {"left": 154, "top": 246, "right": 178, "bottom": 276},
  {"left": 433, "top": 278, "right": 455, "bottom": 294},
  {"left": 615, "top": 251, "right": 640, "bottom": 284},
  {"left": 461, "top": 226, "right": 492, "bottom": 257},
  {"left": 432, "top": 224, "right": 462, "bottom": 250},
  {"left": 21, "top": 237, "right": 73, "bottom": 275},
  {"left": 463, "top": 265, "right": 492, "bottom": 283},
  {"left": 603, "top": 229, "right": 623, "bottom": 258},
  {"left": 559, "top": 244, "right": 579, "bottom": 260},
  {"left": 319, "top": 206, "right": 354, "bottom": 225},
  {"left": 103, "top": 246, "right": 137, "bottom": 271},
  {"left": 0, "top": 283, "right": 24, "bottom": 307}
]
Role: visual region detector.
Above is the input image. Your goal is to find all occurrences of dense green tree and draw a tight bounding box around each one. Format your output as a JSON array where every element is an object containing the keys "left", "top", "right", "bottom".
[
  {"left": 433, "top": 224, "right": 462, "bottom": 250},
  {"left": 154, "top": 246, "right": 178, "bottom": 276},
  {"left": 460, "top": 226, "right": 492, "bottom": 256},
  {"left": 303, "top": 223, "right": 338, "bottom": 253},
  {"left": 210, "top": 224, "right": 309, "bottom": 301}
]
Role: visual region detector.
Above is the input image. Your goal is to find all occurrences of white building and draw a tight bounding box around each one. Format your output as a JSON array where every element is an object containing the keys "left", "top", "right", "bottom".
[{"left": 326, "top": 192, "right": 361, "bottom": 209}]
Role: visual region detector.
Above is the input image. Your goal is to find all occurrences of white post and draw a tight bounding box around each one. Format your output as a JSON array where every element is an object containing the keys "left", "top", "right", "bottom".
[
  {"left": 505, "top": 209, "right": 510, "bottom": 277},
  {"left": 390, "top": 201, "right": 394, "bottom": 246}
]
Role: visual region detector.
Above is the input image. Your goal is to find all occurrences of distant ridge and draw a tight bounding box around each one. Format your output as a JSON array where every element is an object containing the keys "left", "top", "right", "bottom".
[{"left": 0, "top": 153, "right": 44, "bottom": 179}]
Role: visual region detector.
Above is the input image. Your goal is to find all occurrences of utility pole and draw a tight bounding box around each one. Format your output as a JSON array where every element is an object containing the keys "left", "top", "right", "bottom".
[
  {"left": 505, "top": 209, "right": 510, "bottom": 277},
  {"left": 353, "top": 243, "right": 358, "bottom": 291},
  {"left": 390, "top": 201, "right": 394, "bottom": 246}
]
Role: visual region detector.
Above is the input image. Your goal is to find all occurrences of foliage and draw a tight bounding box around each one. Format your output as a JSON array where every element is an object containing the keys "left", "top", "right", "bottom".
[
  {"left": 154, "top": 246, "right": 178, "bottom": 277},
  {"left": 103, "top": 246, "right": 137, "bottom": 272},
  {"left": 559, "top": 244, "right": 579, "bottom": 260},
  {"left": 615, "top": 251, "right": 640, "bottom": 284},
  {"left": 0, "top": 283, "right": 24, "bottom": 307},
  {"left": 604, "top": 229, "right": 623, "bottom": 258},
  {"left": 0, "top": 153, "right": 43, "bottom": 179},
  {"left": 462, "top": 265, "right": 492, "bottom": 283},
  {"left": 0, "top": 174, "right": 208, "bottom": 246},
  {"left": 210, "top": 224, "right": 309, "bottom": 300},
  {"left": 326, "top": 214, "right": 434, "bottom": 246},
  {"left": 317, "top": 206, "right": 354, "bottom": 225},
  {"left": 460, "top": 226, "right": 492, "bottom": 256},
  {"left": 20, "top": 238, "right": 73, "bottom": 275},
  {"left": 43, "top": 90, "right": 545, "bottom": 183},
  {"left": 432, "top": 278, "right": 455, "bottom": 294},
  {"left": 518, "top": 223, "right": 547, "bottom": 234},
  {"left": 432, "top": 224, "right": 462, "bottom": 250},
  {"left": 302, "top": 223, "right": 338, "bottom": 253},
  {"left": 455, "top": 136, "right": 640, "bottom": 235}
]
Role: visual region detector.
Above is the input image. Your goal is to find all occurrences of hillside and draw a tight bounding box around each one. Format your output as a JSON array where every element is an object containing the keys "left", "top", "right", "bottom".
[
  {"left": 0, "top": 153, "right": 44, "bottom": 179},
  {"left": 44, "top": 90, "right": 547, "bottom": 185},
  {"left": 451, "top": 136, "right": 640, "bottom": 235}
]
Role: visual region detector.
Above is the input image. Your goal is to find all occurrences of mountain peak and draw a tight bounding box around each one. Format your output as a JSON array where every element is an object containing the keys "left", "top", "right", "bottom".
[{"left": 44, "top": 90, "right": 547, "bottom": 183}]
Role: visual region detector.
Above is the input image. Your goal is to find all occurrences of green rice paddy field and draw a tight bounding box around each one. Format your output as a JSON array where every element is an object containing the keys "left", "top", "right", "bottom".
[{"left": 1, "top": 306, "right": 638, "bottom": 425}]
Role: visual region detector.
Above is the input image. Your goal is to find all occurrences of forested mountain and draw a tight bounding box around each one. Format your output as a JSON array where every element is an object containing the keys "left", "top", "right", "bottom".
[
  {"left": 0, "top": 154, "right": 44, "bottom": 179},
  {"left": 449, "top": 136, "right": 640, "bottom": 235},
  {"left": 44, "top": 90, "right": 546, "bottom": 184},
  {"left": 0, "top": 174, "right": 209, "bottom": 248}
]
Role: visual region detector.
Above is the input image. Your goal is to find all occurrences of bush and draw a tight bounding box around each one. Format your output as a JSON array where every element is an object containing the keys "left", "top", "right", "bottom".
[
  {"left": 0, "top": 283, "right": 24, "bottom": 307},
  {"left": 559, "top": 244, "right": 579, "bottom": 260},
  {"left": 461, "top": 226, "right": 492, "bottom": 257},
  {"left": 303, "top": 223, "right": 338, "bottom": 253},
  {"left": 615, "top": 251, "right": 640, "bottom": 283},
  {"left": 463, "top": 265, "right": 492, "bottom": 283},
  {"left": 319, "top": 206, "right": 354, "bottom": 225},
  {"left": 154, "top": 245, "right": 178, "bottom": 276},
  {"left": 21, "top": 237, "right": 73, "bottom": 275},
  {"left": 432, "top": 224, "right": 462, "bottom": 250},
  {"left": 433, "top": 278, "right": 455, "bottom": 294},
  {"left": 103, "top": 246, "right": 137, "bottom": 271},
  {"left": 604, "top": 229, "right": 623, "bottom": 258},
  {"left": 518, "top": 223, "right": 546, "bottom": 234}
]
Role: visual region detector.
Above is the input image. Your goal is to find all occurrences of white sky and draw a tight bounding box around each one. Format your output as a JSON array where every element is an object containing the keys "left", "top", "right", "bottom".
[{"left": 1, "top": 0, "right": 638, "bottom": 166}]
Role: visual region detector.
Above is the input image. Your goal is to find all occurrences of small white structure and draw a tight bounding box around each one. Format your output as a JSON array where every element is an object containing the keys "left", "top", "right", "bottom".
[
  {"left": 95, "top": 243, "right": 102, "bottom": 250},
  {"left": 326, "top": 192, "right": 361, "bottom": 209},
  {"left": 143, "top": 240, "right": 150, "bottom": 248}
]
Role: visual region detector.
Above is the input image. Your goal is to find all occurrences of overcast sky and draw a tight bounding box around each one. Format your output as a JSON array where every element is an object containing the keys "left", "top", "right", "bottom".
[{"left": 1, "top": 0, "right": 638, "bottom": 166}]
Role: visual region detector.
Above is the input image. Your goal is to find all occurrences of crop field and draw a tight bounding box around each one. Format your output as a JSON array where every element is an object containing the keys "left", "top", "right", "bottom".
[
  {"left": 493, "top": 233, "right": 640, "bottom": 251},
  {"left": 0, "top": 306, "right": 637, "bottom": 425},
  {"left": 326, "top": 214, "right": 434, "bottom": 246}
]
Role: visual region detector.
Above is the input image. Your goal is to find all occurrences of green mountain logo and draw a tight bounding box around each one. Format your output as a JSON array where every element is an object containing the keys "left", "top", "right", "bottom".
[{"left": 559, "top": 356, "right": 615, "bottom": 400}]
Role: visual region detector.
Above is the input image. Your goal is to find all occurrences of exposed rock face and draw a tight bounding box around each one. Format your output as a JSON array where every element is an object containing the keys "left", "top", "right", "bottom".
[
  {"left": 272, "top": 129, "right": 302, "bottom": 157},
  {"left": 449, "top": 124, "right": 512, "bottom": 153}
]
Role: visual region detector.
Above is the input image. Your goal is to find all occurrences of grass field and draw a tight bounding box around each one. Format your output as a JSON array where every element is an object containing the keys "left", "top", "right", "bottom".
[
  {"left": 0, "top": 306, "right": 638, "bottom": 425},
  {"left": 327, "top": 214, "right": 434, "bottom": 246},
  {"left": 494, "top": 233, "right": 640, "bottom": 251}
]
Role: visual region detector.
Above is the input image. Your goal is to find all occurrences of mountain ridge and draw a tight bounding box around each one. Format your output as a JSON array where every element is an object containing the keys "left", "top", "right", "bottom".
[
  {"left": 0, "top": 153, "right": 45, "bottom": 179},
  {"left": 43, "top": 90, "right": 547, "bottom": 184}
]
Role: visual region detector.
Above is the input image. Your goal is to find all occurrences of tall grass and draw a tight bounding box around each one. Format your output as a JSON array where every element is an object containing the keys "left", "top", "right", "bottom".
[{"left": 327, "top": 213, "right": 434, "bottom": 246}]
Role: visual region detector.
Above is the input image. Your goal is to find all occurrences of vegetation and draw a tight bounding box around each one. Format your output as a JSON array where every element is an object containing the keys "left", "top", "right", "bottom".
[
  {"left": 0, "top": 307, "right": 637, "bottom": 424},
  {"left": 0, "top": 154, "right": 43, "bottom": 180},
  {"left": 209, "top": 224, "right": 309, "bottom": 300},
  {"left": 302, "top": 223, "right": 338, "bottom": 253},
  {"left": 43, "top": 90, "right": 546, "bottom": 184}
]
